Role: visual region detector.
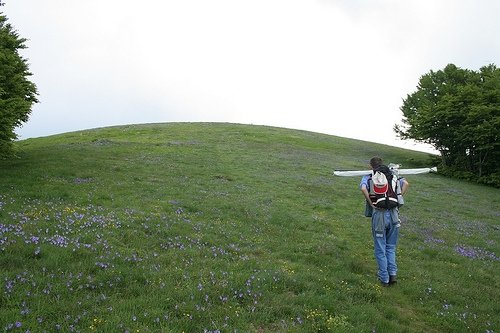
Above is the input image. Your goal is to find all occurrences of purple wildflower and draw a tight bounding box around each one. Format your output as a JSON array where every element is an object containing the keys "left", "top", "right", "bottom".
[
  {"left": 5, "top": 279, "right": 14, "bottom": 294},
  {"left": 95, "top": 262, "right": 110, "bottom": 269},
  {"left": 49, "top": 235, "right": 68, "bottom": 248},
  {"left": 74, "top": 177, "right": 92, "bottom": 184},
  {"left": 455, "top": 245, "right": 500, "bottom": 261}
]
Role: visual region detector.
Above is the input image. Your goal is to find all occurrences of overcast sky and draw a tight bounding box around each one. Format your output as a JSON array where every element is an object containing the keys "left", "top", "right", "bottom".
[{"left": 4, "top": 0, "right": 499, "bottom": 153}]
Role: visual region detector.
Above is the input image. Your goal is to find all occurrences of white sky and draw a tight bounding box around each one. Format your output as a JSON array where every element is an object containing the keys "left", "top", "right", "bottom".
[{"left": 4, "top": 0, "right": 499, "bottom": 153}]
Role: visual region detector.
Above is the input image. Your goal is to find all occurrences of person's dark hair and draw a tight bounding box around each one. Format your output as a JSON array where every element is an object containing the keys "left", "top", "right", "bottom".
[{"left": 370, "top": 156, "right": 383, "bottom": 169}]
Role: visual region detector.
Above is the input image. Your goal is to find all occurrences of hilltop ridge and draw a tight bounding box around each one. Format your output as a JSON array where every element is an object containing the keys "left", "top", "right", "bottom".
[{"left": 0, "top": 123, "right": 497, "bottom": 332}]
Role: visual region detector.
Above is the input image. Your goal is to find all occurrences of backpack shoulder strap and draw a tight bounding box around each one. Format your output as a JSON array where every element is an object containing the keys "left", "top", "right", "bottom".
[{"left": 367, "top": 174, "right": 375, "bottom": 195}]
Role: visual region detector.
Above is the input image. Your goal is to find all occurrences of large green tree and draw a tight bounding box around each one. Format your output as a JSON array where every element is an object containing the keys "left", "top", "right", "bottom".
[
  {"left": 0, "top": 13, "right": 38, "bottom": 157},
  {"left": 395, "top": 63, "right": 499, "bottom": 186}
]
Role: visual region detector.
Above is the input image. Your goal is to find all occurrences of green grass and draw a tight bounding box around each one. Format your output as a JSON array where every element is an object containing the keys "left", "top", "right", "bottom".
[{"left": 0, "top": 122, "right": 498, "bottom": 332}]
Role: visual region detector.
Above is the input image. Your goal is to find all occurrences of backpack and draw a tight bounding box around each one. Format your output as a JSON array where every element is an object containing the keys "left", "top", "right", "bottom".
[{"left": 368, "top": 165, "right": 399, "bottom": 209}]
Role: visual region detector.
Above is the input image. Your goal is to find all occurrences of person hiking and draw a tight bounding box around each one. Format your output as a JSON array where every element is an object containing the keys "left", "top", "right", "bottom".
[{"left": 360, "top": 156, "right": 409, "bottom": 287}]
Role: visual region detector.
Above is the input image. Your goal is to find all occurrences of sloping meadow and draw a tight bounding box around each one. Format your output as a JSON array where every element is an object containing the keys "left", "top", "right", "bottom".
[{"left": 0, "top": 123, "right": 498, "bottom": 332}]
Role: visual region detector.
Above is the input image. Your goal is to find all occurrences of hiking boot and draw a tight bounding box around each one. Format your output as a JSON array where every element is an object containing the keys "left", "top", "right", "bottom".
[
  {"left": 379, "top": 280, "right": 390, "bottom": 287},
  {"left": 389, "top": 275, "right": 397, "bottom": 285}
]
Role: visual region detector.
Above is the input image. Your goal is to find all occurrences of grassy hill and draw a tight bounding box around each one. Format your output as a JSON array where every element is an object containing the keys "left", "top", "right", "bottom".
[{"left": 0, "top": 123, "right": 498, "bottom": 332}]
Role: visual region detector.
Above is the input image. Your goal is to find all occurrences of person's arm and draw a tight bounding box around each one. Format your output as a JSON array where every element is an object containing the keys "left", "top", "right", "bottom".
[
  {"left": 400, "top": 178, "right": 409, "bottom": 195},
  {"left": 361, "top": 184, "right": 376, "bottom": 208}
]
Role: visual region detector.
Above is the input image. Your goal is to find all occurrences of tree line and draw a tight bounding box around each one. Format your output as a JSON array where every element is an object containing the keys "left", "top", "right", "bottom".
[{"left": 395, "top": 63, "right": 499, "bottom": 187}]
